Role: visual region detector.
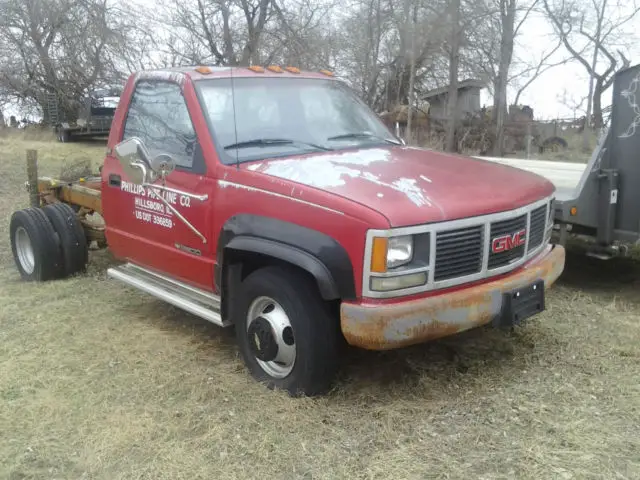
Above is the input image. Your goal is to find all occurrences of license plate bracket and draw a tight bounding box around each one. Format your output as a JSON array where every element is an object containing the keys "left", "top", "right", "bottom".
[{"left": 498, "top": 280, "right": 545, "bottom": 327}]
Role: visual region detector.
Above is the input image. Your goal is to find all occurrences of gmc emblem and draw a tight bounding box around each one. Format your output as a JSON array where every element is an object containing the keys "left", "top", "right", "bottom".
[{"left": 492, "top": 229, "right": 526, "bottom": 253}]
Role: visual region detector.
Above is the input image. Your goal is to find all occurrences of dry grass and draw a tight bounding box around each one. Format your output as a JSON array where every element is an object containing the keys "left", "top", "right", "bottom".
[{"left": 1, "top": 133, "right": 639, "bottom": 480}]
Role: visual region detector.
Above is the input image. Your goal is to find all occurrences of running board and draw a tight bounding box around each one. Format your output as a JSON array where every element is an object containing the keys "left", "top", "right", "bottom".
[{"left": 107, "top": 263, "right": 230, "bottom": 327}]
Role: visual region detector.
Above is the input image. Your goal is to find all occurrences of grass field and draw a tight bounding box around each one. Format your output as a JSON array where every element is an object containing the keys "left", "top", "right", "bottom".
[{"left": 1, "top": 132, "right": 639, "bottom": 479}]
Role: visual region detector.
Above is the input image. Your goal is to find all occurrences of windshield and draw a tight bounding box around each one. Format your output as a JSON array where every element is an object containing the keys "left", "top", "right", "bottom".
[{"left": 194, "top": 77, "right": 399, "bottom": 164}]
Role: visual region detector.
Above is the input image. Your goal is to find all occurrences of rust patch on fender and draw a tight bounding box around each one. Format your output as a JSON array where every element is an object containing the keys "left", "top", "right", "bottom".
[{"left": 341, "top": 245, "right": 566, "bottom": 350}]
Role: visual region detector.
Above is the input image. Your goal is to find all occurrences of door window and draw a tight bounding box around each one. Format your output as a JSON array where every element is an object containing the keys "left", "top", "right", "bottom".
[{"left": 122, "top": 80, "right": 197, "bottom": 170}]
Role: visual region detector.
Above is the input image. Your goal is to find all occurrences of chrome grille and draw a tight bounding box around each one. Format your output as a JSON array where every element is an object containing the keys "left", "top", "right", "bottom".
[
  {"left": 488, "top": 214, "right": 527, "bottom": 269},
  {"left": 362, "top": 195, "right": 554, "bottom": 299},
  {"left": 434, "top": 225, "right": 483, "bottom": 281},
  {"left": 528, "top": 204, "right": 547, "bottom": 250}
]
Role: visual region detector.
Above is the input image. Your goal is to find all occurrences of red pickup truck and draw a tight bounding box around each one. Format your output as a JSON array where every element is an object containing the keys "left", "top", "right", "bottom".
[{"left": 9, "top": 65, "right": 566, "bottom": 396}]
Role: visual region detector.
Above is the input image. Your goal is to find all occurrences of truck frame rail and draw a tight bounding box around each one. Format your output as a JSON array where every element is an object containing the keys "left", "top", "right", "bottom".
[{"left": 27, "top": 170, "right": 106, "bottom": 248}]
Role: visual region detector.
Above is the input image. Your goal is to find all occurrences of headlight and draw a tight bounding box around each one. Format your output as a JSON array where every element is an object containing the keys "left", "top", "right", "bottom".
[
  {"left": 367, "top": 231, "right": 429, "bottom": 295},
  {"left": 387, "top": 235, "right": 413, "bottom": 269},
  {"left": 370, "top": 235, "right": 414, "bottom": 272}
]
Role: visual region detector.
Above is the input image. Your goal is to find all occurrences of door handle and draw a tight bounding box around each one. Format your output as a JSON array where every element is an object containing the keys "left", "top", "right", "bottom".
[{"left": 109, "top": 174, "right": 121, "bottom": 187}]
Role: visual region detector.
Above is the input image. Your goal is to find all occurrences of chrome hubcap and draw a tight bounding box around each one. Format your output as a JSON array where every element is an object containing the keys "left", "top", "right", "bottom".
[
  {"left": 246, "top": 296, "right": 296, "bottom": 379},
  {"left": 15, "top": 226, "right": 35, "bottom": 274}
]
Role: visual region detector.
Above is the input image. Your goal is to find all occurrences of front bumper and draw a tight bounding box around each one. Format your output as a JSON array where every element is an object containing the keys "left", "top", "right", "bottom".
[{"left": 340, "top": 244, "right": 566, "bottom": 350}]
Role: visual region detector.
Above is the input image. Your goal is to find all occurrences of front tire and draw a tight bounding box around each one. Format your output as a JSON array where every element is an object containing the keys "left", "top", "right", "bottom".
[{"left": 235, "top": 265, "right": 341, "bottom": 397}]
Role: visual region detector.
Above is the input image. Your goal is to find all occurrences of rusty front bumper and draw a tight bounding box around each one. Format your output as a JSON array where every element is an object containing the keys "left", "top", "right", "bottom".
[{"left": 340, "top": 244, "right": 566, "bottom": 350}]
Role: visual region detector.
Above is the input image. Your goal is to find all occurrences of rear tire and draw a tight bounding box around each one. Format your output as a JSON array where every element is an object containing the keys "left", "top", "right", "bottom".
[
  {"left": 43, "top": 203, "right": 88, "bottom": 277},
  {"left": 10, "top": 208, "right": 64, "bottom": 281},
  {"left": 234, "top": 265, "right": 341, "bottom": 397}
]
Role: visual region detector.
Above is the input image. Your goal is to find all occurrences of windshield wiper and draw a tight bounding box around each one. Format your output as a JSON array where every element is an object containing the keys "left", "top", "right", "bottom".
[
  {"left": 327, "top": 132, "right": 402, "bottom": 145},
  {"left": 223, "top": 138, "right": 332, "bottom": 151}
]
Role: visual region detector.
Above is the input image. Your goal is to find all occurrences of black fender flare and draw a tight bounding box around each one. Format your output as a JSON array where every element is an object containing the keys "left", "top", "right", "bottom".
[
  {"left": 225, "top": 236, "right": 339, "bottom": 299},
  {"left": 216, "top": 214, "right": 356, "bottom": 302}
]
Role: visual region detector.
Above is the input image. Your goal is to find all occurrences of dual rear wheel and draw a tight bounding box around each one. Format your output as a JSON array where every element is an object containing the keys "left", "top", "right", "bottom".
[{"left": 10, "top": 203, "right": 88, "bottom": 281}]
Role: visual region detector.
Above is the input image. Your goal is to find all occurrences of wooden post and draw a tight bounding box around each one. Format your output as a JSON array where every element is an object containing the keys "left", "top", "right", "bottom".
[{"left": 26, "top": 149, "right": 39, "bottom": 208}]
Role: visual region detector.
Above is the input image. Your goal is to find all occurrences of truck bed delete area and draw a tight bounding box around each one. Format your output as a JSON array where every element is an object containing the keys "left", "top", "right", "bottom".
[{"left": 35, "top": 175, "right": 106, "bottom": 247}]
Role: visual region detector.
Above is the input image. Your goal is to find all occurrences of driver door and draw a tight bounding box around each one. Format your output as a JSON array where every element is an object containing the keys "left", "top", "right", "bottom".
[{"left": 102, "top": 78, "right": 216, "bottom": 290}]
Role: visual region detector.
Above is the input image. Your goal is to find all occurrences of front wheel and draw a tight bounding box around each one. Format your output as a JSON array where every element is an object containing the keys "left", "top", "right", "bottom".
[{"left": 235, "top": 265, "right": 341, "bottom": 397}]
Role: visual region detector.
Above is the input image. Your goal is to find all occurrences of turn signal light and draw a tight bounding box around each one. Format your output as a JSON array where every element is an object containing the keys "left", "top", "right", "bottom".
[
  {"left": 570, "top": 206, "right": 578, "bottom": 216},
  {"left": 285, "top": 66, "right": 301, "bottom": 74},
  {"left": 371, "top": 273, "right": 427, "bottom": 292},
  {"left": 248, "top": 66, "right": 265, "bottom": 73},
  {"left": 267, "top": 65, "right": 284, "bottom": 73},
  {"left": 319, "top": 69, "right": 334, "bottom": 76},
  {"left": 370, "top": 237, "right": 388, "bottom": 273},
  {"left": 195, "top": 66, "right": 213, "bottom": 74}
]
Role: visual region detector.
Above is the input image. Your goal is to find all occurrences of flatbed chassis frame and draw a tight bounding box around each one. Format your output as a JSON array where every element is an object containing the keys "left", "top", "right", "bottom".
[{"left": 27, "top": 166, "right": 107, "bottom": 248}]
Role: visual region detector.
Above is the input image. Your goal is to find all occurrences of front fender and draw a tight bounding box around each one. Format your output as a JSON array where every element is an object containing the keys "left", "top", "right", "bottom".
[
  {"left": 225, "top": 236, "right": 339, "bottom": 299},
  {"left": 216, "top": 214, "right": 356, "bottom": 301}
]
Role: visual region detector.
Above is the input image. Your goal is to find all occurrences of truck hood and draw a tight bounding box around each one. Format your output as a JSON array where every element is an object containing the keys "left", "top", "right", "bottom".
[{"left": 246, "top": 146, "right": 555, "bottom": 227}]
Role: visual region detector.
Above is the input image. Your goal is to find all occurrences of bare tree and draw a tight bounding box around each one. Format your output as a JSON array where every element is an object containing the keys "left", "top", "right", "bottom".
[
  {"left": 339, "top": 0, "right": 390, "bottom": 107},
  {"left": 162, "top": 0, "right": 269, "bottom": 66},
  {"left": 510, "top": 40, "right": 568, "bottom": 106},
  {"left": 0, "top": 0, "right": 144, "bottom": 119},
  {"left": 337, "top": 0, "right": 450, "bottom": 114},
  {"left": 161, "top": 0, "right": 335, "bottom": 68},
  {"left": 556, "top": 87, "right": 588, "bottom": 119},
  {"left": 490, "top": 0, "right": 542, "bottom": 155},
  {"left": 261, "top": 0, "right": 338, "bottom": 68},
  {"left": 465, "top": 0, "right": 561, "bottom": 155},
  {"left": 445, "top": 0, "right": 462, "bottom": 152},
  {"left": 405, "top": 0, "right": 418, "bottom": 138},
  {"left": 543, "top": 0, "right": 639, "bottom": 150}
]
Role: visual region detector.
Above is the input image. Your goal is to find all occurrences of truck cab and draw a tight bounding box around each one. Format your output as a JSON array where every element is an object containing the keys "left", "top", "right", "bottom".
[{"left": 10, "top": 65, "right": 566, "bottom": 397}]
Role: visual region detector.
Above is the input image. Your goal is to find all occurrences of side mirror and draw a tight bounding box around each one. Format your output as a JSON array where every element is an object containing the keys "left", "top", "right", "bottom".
[
  {"left": 114, "top": 137, "right": 152, "bottom": 185},
  {"left": 150, "top": 153, "right": 176, "bottom": 180}
]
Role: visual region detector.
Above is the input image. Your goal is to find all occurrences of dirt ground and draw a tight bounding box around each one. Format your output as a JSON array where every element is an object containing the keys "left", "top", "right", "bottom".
[{"left": 0, "top": 132, "right": 639, "bottom": 480}]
